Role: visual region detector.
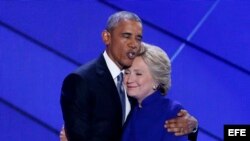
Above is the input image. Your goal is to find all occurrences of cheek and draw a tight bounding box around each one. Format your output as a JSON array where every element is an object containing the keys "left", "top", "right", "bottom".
[
  {"left": 139, "top": 79, "right": 153, "bottom": 93},
  {"left": 115, "top": 45, "right": 126, "bottom": 56},
  {"left": 124, "top": 77, "right": 128, "bottom": 84},
  {"left": 136, "top": 80, "right": 149, "bottom": 93}
]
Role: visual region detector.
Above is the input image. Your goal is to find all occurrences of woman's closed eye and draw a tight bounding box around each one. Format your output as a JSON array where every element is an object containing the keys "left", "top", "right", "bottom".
[
  {"left": 124, "top": 70, "right": 131, "bottom": 75},
  {"left": 136, "top": 73, "right": 142, "bottom": 76}
]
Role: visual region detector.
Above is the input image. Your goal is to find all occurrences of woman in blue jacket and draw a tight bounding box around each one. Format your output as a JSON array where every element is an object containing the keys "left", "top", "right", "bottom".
[{"left": 122, "top": 42, "right": 188, "bottom": 141}]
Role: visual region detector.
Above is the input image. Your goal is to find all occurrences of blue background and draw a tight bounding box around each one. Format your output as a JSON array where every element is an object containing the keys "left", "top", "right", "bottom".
[{"left": 0, "top": 1, "right": 249, "bottom": 141}]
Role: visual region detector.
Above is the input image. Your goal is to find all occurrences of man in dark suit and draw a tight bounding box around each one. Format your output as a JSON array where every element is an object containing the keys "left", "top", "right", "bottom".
[{"left": 60, "top": 11, "right": 198, "bottom": 141}]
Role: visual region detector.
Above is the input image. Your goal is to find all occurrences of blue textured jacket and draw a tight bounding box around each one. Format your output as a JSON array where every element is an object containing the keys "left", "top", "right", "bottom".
[{"left": 122, "top": 91, "right": 188, "bottom": 141}]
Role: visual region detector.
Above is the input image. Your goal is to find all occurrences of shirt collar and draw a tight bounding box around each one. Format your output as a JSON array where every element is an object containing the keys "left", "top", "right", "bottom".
[{"left": 103, "top": 51, "right": 122, "bottom": 79}]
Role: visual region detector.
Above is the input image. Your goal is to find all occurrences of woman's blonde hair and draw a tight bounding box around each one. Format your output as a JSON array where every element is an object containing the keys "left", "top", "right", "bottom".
[{"left": 140, "top": 42, "right": 171, "bottom": 94}]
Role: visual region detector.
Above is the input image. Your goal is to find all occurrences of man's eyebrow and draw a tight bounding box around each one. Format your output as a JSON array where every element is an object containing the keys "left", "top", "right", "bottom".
[
  {"left": 122, "top": 32, "right": 132, "bottom": 36},
  {"left": 122, "top": 32, "right": 142, "bottom": 39}
]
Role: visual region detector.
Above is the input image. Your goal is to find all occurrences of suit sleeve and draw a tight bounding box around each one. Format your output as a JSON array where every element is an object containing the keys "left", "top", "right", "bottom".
[
  {"left": 60, "top": 73, "right": 93, "bottom": 141},
  {"left": 188, "top": 128, "right": 198, "bottom": 141},
  {"left": 172, "top": 101, "right": 198, "bottom": 141}
]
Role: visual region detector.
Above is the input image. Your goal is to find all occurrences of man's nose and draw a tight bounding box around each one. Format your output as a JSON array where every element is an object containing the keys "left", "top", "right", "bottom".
[{"left": 128, "top": 38, "right": 139, "bottom": 49}]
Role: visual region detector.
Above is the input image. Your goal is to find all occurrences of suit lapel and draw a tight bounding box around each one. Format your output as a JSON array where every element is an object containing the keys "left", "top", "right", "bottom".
[{"left": 95, "top": 55, "right": 121, "bottom": 105}]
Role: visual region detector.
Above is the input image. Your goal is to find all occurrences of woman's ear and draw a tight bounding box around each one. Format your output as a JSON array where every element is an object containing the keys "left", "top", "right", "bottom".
[
  {"left": 102, "top": 30, "right": 110, "bottom": 45},
  {"left": 152, "top": 83, "right": 158, "bottom": 90}
]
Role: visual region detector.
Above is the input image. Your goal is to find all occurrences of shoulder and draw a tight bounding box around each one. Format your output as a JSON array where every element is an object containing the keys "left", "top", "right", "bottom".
[
  {"left": 61, "top": 61, "right": 98, "bottom": 100},
  {"left": 74, "top": 58, "right": 99, "bottom": 76},
  {"left": 62, "top": 57, "right": 99, "bottom": 87},
  {"left": 65, "top": 55, "right": 105, "bottom": 78},
  {"left": 161, "top": 98, "right": 184, "bottom": 117}
]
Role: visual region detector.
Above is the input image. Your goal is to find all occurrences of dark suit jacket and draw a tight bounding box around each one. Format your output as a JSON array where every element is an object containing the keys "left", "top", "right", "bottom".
[
  {"left": 60, "top": 54, "right": 198, "bottom": 141},
  {"left": 61, "top": 55, "right": 124, "bottom": 141}
]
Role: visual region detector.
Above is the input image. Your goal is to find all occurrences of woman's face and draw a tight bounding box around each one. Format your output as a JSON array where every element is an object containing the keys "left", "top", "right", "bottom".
[{"left": 124, "top": 56, "right": 155, "bottom": 103}]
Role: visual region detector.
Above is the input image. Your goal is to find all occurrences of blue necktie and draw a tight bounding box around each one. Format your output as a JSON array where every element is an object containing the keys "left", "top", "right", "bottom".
[{"left": 117, "top": 72, "right": 126, "bottom": 123}]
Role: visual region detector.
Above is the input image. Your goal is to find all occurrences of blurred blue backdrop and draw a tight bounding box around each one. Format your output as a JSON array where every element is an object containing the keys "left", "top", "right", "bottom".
[{"left": 0, "top": 1, "right": 249, "bottom": 141}]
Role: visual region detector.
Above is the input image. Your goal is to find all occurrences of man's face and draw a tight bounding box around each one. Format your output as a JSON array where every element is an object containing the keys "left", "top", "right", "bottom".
[{"left": 103, "top": 19, "right": 143, "bottom": 69}]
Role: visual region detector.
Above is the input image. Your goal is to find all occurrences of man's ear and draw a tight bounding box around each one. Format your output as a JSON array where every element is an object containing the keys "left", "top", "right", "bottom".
[{"left": 102, "top": 30, "right": 111, "bottom": 45}]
